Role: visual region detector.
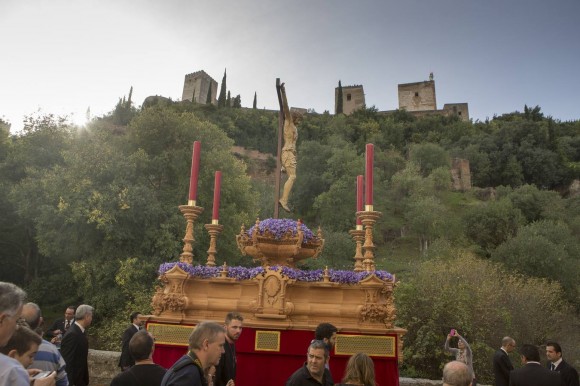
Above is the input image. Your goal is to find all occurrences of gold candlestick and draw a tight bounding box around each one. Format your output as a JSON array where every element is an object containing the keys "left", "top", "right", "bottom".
[
  {"left": 348, "top": 228, "right": 366, "bottom": 272},
  {"left": 220, "top": 262, "right": 229, "bottom": 278},
  {"left": 323, "top": 266, "right": 331, "bottom": 283},
  {"left": 204, "top": 223, "right": 224, "bottom": 267},
  {"left": 356, "top": 210, "right": 383, "bottom": 272},
  {"left": 178, "top": 205, "right": 204, "bottom": 265}
]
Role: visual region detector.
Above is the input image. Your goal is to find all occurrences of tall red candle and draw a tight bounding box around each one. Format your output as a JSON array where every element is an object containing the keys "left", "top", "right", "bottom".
[
  {"left": 356, "top": 175, "right": 363, "bottom": 225},
  {"left": 365, "top": 143, "right": 374, "bottom": 208},
  {"left": 212, "top": 171, "right": 222, "bottom": 222},
  {"left": 188, "top": 141, "right": 201, "bottom": 205}
]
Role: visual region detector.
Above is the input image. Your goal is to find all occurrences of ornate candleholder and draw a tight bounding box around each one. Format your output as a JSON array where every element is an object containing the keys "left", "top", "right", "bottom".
[
  {"left": 356, "top": 209, "right": 383, "bottom": 272},
  {"left": 323, "top": 266, "right": 331, "bottom": 283},
  {"left": 204, "top": 222, "right": 224, "bottom": 267},
  {"left": 348, "top": 226, "right": 365, "bottom": 272},
  {"left": 220, "top": 262, "right": 229, "bottom": 278},
  {"left": 178, "top": 205, "right": 204, "bottom": 264}
]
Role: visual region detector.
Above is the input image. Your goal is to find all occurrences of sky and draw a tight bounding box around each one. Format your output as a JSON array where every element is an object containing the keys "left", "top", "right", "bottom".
[{"left": 1, "top": 0, "right": 579, "bottom": 133}]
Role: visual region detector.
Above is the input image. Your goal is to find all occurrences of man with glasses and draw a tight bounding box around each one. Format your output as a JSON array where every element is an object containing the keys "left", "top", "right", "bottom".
[{"left": 493, "top": 336, "right": 516, "bottom": 386}]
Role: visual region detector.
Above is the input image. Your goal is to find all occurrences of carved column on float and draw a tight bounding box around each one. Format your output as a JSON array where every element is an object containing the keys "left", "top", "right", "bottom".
[
  {"left": 151, "top": 265, "right": 189, "bottom": 317},
  {"left": 357, "top": 209, "right": 382, "bottom": 272},
  {"left": 178, "top": 205, "right": 204, "bottom": 264},
  {"left": 204, "top": 222, "right": 224, "bottom": 267},
  {"left": 357, "top": 274, "right": 396, "bottom": 328},
  {"left": 349, "top": 227, "right": 365, "bottom": 272},
  {"left": 251, "top": 268, "right": 295, "bottom": 319}
]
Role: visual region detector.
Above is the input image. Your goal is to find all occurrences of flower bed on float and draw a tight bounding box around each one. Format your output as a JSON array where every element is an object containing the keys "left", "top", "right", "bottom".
[{"left": 158, "top": 262, "right": 393, "bottom": 284}]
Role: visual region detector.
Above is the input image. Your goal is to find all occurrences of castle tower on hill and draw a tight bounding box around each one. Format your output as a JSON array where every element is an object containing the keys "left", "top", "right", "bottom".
[
  {"left": 398, "top": 80, "right": 437, "bottom": 111},
  {"left": 335, "top": 85, "right": 365, "bottom": 115},
  {"left": 182, "top": 70, "right": 218, "bottom": 105},
  {"left": 396, "top": 76, "right": 469, "bottom": 121}
]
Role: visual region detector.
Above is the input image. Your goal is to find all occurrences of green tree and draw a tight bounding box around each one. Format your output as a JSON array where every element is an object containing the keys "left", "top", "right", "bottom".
[
  {"left": 462, "top": 198, "right": 524, "bottom": 256},
  {"left": 0, "top": 114, "right": 74, "bottom": 284},
  {"left": 336, "top": 80, "right": 343, "bottom": 114},
  {"left": 405, "top": 195, "right": 447, "bottom": 255},
  {"left": 111, "top": 87, "right": 137, "bottom": 125},
  {"left": 492, "top": 220, "right": 580, "bottom": 308},
  {"left": 409, "top": 142, "right": 450, "bottom": 177},
  {"left": 218, "top": 69, "right": 227, "bottom": 108},
  {"left": 253, "top": 92, "right": 257, "bottom": 109},
  {"left": 9, "top": 106, "right": 257, "bottom": 337},
  {"left": 232, "top": 94, "right": 241, "bottom": 108}
]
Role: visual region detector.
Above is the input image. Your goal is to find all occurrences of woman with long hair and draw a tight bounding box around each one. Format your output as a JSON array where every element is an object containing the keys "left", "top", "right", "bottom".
[
  {"left": 444, "top": 330, "right": 476, "bottom": 386},
  {"left": 335, "top": 352, "right": 376, "bottom": 386}
]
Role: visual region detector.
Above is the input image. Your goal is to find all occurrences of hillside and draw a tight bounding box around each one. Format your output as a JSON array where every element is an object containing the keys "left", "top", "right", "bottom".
[{"left": 1, "top": 101, "right": 579, "bottom": 383}]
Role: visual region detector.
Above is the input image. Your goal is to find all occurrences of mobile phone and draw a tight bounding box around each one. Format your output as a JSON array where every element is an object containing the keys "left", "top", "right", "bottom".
[
  {"left": 32, "top": 371, "right": 52, "bottom": 379},
  {"left": 450, "top": 329, "right": 456, "bottom": 336}
]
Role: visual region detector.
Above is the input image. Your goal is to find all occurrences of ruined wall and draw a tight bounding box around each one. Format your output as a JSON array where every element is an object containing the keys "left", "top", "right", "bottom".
[
  {"left": 182, "top": 70, "right": 218, "bottom": 105},
  {"left": 336, "top": 85, "right": 365, "bottom": 115},
  {"left": 398, "top": 80, "right": 437, "bottom": 111},
  {"left": 451, "top": 158, "right": 471, "bottom": 191}
]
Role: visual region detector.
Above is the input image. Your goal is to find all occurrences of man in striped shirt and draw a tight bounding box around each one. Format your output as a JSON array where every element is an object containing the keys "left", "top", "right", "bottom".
[{"left": 21, "top": 302, "right": 68, "bottom": 386}]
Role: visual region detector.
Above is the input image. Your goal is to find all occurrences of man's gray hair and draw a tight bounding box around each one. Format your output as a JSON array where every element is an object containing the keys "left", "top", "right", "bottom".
[
  {"left": 0, "top": 282, "right": 26, "bottom": 315},
  {"left": 308, "top": 339, "right": 329, "bottom": 360},
  {"left": 22, "top": 302, "right": 42, "bottom": 330},
  {"left": 501, "top": 336, "right": 514, "bottom": 346},
  {"left": 189, "top": 321, "right": 225, "bottom": 350},
  {"left": 443, "top": 361, "right": 472, "bottom": 386},
  {"left": 75, "top": 304, "right": 94, "bottom": 320}
]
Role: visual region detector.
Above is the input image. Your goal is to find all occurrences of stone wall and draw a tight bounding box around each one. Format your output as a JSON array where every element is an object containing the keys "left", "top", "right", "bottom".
[
  {"left": 88, "top": 349, "right": 120, "bottom": 386},
  {"left": 451, "top": 158, "right": 472, "bottom": 191}
]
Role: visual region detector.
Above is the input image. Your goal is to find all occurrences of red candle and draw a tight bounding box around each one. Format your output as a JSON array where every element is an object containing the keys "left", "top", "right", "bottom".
[
  {"left": 212, "top": 171, "right": 222, "bottom": 222},
  {"left": 356, "top": 175, "right": 363, "bottom": 225},
  {"left": 188, "top": 141, "right": 201, "bottom": 205},
  {"left": 365, "top": 143, "right": 374, "bottom": 208}
]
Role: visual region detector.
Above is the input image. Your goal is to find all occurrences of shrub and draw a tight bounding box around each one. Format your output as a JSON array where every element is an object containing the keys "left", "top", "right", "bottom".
[{"left": 396, "top": 253, "right": 574, "bottom": 384}]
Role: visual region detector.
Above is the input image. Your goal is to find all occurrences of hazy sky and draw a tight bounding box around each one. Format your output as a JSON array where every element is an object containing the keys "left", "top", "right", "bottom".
[{"left": 2, "top": 0, "right": 579, "bottom": 132}]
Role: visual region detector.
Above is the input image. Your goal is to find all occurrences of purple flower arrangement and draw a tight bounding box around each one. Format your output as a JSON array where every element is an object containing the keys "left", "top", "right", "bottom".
[
  {"left": 247, "top": 218, "right": 316, "bottom": 244},
  {"left": 158, "top": 262, "right": 393, "bottom": 284}
]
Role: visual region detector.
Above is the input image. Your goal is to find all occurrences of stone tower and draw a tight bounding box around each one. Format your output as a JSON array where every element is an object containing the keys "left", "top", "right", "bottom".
[
  {"left": 398, "top": 80, "right": 437, "bottom": 112},
  {"left": 335, "top": 85, "right": 365, "bottom": 115},
  {"left": 182, "top": 70, "right": 218, "bottom": 105}
]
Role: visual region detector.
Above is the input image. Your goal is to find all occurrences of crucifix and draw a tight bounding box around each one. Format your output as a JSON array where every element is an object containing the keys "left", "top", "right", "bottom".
[{"left": 274, "top": 79, "right": 302, "bottom": 217}]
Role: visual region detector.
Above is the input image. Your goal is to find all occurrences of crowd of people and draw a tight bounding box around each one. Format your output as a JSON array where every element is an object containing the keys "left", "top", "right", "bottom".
[
  {"left": 444, "top": 330, "right": 578, "bottom": 386},
  {"left": 2, "top": 281, "right": 578, "bottom": 386}
]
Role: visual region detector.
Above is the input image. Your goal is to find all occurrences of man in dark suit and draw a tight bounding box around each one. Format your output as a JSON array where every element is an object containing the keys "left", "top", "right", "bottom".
[
  {"left": 119, "top": 311, "right": 143, "bottom": 371},
  {"left": 546, "top": 341, "right": 579, "bottom": 386},
  {"left": 61, "top": 304, "right": 93, "bottom": 386},
  {"left": 214, "top": 312, "right": 243, "bottom": 386},
  {"left": 45, "top": 305, "right": 75, "bottom": 345},
  {"left": 509, "top": 344, "right": 561, "bottom": 386},
  {"left": 493, "top": 336, "right": 516, "bottom": 386}
]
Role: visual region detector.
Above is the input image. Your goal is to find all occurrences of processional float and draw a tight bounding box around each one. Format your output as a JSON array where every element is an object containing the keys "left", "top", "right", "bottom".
[{"left": 146, "top": 80, "right": 406, "bottom": 386}]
